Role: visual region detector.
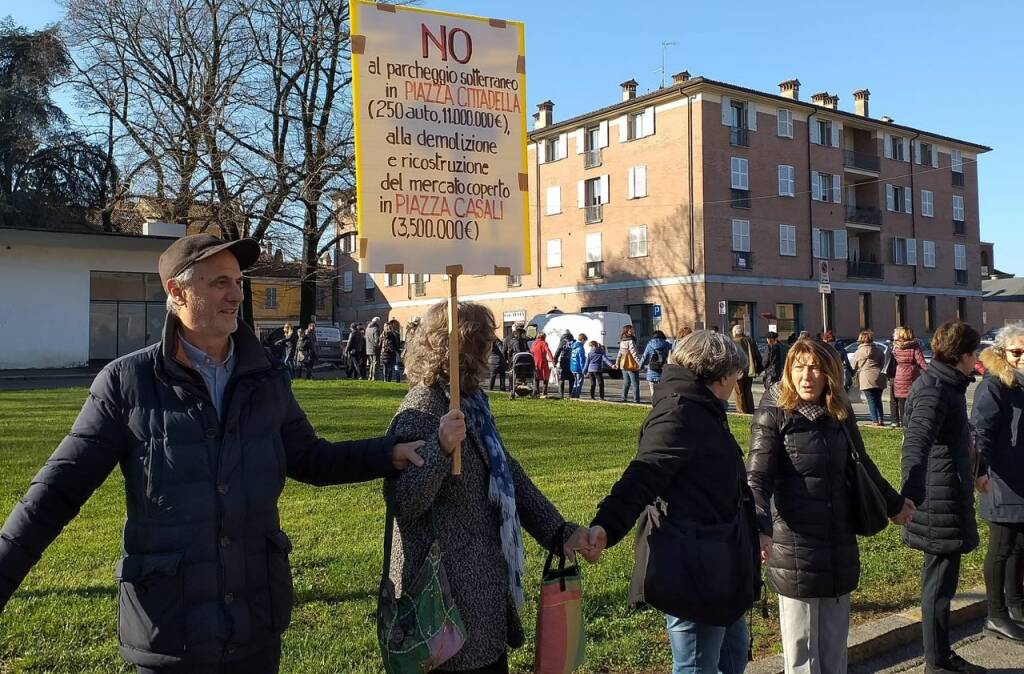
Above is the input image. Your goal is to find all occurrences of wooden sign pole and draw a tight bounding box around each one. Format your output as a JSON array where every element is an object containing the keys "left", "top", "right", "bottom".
[{"left": 447, "top": 271, "right": 462, "bottom": 475}]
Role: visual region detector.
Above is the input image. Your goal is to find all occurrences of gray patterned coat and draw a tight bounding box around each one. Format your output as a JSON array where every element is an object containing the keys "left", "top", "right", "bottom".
[{"left": 384, "top": 384, "right": 576, "bottom": 671}]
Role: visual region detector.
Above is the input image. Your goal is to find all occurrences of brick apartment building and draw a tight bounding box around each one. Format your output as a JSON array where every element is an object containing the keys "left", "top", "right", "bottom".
[{"left": 334, "top": 73, "right": 990, "bottom": 342}]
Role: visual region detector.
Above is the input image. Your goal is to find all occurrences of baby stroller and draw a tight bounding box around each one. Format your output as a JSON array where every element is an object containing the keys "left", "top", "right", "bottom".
[{"left": 509, "top": 351, "right": 536, "bottom": 400}]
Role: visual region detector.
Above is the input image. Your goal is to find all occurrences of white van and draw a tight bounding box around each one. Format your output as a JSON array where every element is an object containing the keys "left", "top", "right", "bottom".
[{"left": 530, "top": 311, "right": 634, "bottom": 371}]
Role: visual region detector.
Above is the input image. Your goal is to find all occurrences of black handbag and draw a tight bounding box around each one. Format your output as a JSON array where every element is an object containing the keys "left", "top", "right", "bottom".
[
  {"left": 628, "top": 492, "right": 760, "bottom": 627},
  {"left": 840, "top": 422, "right": 890, "bottom": 536}
]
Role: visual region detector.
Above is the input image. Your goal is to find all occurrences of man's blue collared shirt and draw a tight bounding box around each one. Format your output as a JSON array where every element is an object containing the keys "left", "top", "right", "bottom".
[{"left": 179, "top": 333, "right": 236, "bottom": 419}]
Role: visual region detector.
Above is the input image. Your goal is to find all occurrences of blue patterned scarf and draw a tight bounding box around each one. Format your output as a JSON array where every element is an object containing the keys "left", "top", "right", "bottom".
[{"left": 461, "top": 390, "right": 526, "bottom": 608}]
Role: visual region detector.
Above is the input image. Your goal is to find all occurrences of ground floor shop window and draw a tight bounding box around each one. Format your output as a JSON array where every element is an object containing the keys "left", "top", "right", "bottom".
[
  {"left": 626, "top": 303, "right": 654, "bottom": 341},
  {"left": 89, "top": 271, "right": 166, "bottom": 363},
  {"left": 774, "top": 303, "right": 802, "bottom": 341},
  {"left": 728, "top": 301, "right": 756, "bottom": 338}
]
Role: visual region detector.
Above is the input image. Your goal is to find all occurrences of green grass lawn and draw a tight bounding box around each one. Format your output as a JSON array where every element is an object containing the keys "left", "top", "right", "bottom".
[{"left": 0, "top": 380, "right": 987, "bottom": 673}]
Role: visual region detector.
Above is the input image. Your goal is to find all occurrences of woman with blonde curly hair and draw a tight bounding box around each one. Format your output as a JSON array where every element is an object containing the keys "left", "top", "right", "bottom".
[{"left": 384, "top": 300, "right": 596, "bottom": 673}]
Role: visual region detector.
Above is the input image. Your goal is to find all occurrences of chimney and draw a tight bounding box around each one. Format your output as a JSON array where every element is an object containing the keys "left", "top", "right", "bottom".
[
  {"left": 671, "top": 70, "right": 691, "bottom": 85},
  {"left": 853, "top": 89, "right": 870, "bottom": 117},
  {"left": 811, "top": 91, "right": 839, "bottom": 110},
  {"left": 620, "top": 78, "right": 638, "bottom": 101},
  {"left": 535, "top": 100, "right": 553, "bottom": 129},
  {"left": 778, "top": 79, "right": 801, "bottom": 100}
]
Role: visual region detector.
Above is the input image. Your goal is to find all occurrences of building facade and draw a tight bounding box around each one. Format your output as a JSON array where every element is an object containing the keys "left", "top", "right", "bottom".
[{"left": 335, "top": 74, "right": 990, "bottom": 343}]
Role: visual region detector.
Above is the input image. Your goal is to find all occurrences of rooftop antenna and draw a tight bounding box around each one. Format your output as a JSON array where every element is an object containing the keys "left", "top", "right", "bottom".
[{"left": 660, "top": 41, "right": 677, "bottom": 88}]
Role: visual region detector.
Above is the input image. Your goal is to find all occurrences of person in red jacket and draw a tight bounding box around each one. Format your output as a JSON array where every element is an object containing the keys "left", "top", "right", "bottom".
[
  {"left": 530, "top": 331, "right": 555, "bottom": 398},
  {"left": 892, "top": 326, "right": 929, "bottom": 427}
]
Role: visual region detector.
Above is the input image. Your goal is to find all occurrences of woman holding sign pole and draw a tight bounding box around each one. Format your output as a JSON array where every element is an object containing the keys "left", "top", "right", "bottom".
[{"left": 383, "top": 301, "right": 597, "bottom": 673}]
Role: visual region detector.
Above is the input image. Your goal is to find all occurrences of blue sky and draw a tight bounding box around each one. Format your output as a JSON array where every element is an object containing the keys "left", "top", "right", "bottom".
[{"left": 7, "top": 0, "right": 1021, "bottom": 274}]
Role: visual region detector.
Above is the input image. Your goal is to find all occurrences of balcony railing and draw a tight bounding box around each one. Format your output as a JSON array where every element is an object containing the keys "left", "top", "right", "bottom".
[
  {"left": 848, "top": 261, "right": 884, "bottom": 279},
  {"left": 584, "top": 148, "right": 602, "bottom": 169},
  {"left": 506, "top": 274, "right": 522, "bottom": 288},
  {"left": 585, "top": 261, "right": 604, "bottom": 279},
  {"left": 732, "top": 251, "right": 753, "bottom": 271},
  {"left": 954, "top": 219, "right": 966, "bottom": 235},
  {"left": 585, "top": 204, "right": 603, "bottom": 224},
  {"left": 952, "top": 171, "right": 965, "bottom": 187},
  {"left": 731, "top": 188, "right": 751, "bottom": 209},
  {"left": 955, "top": 269, "right": 968, "bottom": 285},
  {"left": 845, "top": 204, "right": 883, "bottom": 226},
  {"left": 729, "top": 127, "right": 750, "bottom": 147},
  {"left": 842, "top": 149, "right": 880, "bottom": 172}
]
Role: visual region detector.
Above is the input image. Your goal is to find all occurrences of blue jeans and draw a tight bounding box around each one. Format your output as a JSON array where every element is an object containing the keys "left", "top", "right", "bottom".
[
  {"left": 666, "top": 615, "right": 748, "bottom": 674},
  {"left": 621, "top": 370, "right": 641, "bottom": 402},
  {"left": 864, "top": 387, "right": 884, "bottom": 423},
  {"left": 570, "top": 372, "right": 584, "bottom": 398}
]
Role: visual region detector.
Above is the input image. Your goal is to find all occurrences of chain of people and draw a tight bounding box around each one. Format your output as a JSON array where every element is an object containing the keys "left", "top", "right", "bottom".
[{"left": 0, "top": 234, "right": 1022, "bottom": 674}]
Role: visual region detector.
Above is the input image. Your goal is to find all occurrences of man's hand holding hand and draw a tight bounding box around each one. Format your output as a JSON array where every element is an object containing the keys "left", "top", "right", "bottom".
[{"left": 390, "top": 441, "right": 425, "bottom": 470}]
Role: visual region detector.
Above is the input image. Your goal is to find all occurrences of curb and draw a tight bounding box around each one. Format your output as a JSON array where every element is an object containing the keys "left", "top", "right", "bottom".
[
  {"left": 748, "top": 587, "right": 987, "bottom": 674},
  {"left": 0, "top": 373, "right": 97, "bottom": 382}
]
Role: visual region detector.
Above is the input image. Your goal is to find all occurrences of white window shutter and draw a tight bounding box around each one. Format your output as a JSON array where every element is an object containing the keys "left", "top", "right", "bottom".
[
  {"left": 627, "top": 167, "right": 636, "bottom": 199},
  {"left": 884, "top": 134, "right": 892, "bottom": 159},
  {"left": 747, "top": 102, "right": 757, "bottom": 131},
  {"left": 637, "top": 165, "right": 647, "bottom": 197},
  {"left": 812, "top": 228, "right": 822, "bottom": 258},
  {"left": 778, "top": 224, "right": 786, "bottom": 255},
  {"left": 598, "top": 120, "right": 609, "bottom": 148},
  {"left": 643, "top": 106, "right": 655, "bottom": 137},
  {"left": 599, "top": 175, "right": 609, "bottom": 204},
  {"left": 618, "top": 115, "right": 628, "bottom": 143},
  {"left": 834, "top": 229, "right": 848, "bottom": 260},
  {"left": 830, "top": 122, "right": 839, "bottom": 148},
  {"left": 721, "top": 96, "right": 732, "bottom": 125},
  {"left": 832, "top": 174, "right": 841, "bottom": 203},
  {"left": 904, "top": 189, "right": 912, "bottom": 214},
  {"left": 537, "top": 143, "right": 546, "bottom": 165},
  {"left": 907, "top": 238, "right": 917, "bottom": 266},
  {"left": 558, "top": 133, "right": 568, "bottom": 160},
  {"left": 932, "top": 146, "right": 939, "bottom": 168},
  {"left": 886, "top": 184, "right": 895, "bottom": 211},
  {"left": 575, "top": 128, "right": 585, "bottom": 155},
  {"left": 811, "top": 171, "right": 821, "bottom": 200},
  {"left": 777, "top": 166, "right": 785, "bottom": 196},
  {"left": 577, "top": 180, "right": 585, "bottom": 208},
  {"left": 810, "top": 119, "right": 820, "bottom": 145},
  {"left": 914, "top": 142, "right": 921, "bottom": 165}
]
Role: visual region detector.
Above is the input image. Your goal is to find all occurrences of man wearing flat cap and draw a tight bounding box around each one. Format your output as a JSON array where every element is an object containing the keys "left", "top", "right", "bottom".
[{"left": 0, "top": 235, "right": 431, "bottom": 673}]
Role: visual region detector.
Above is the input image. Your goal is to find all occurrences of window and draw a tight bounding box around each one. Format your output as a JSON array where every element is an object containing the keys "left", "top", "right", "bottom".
[
  {"left": 342, "top": 270, "right": 353, "bottom": 292},
  {"left": 585, "top": 232, "right": 602, "bottom": 262},
  {"left": 629, "top": 111, "right": 644, "bottom": 140},
  {"left": 812, "top": 118, "right": 836, "bottom": 147},
  {"left": 778, "top": 165, "right": 795, "bottom": 197},
  {"left": 777, "top": 109, "right": 793, "bottom": 138},
  {"left": 886, "top": 184, "right": 912, "bottom": 213},
  {"left": 923, "top": 240, "right": 936, "bottom": 268},
  {"left": 922, "top": 190, "right": 934, "bottom": 217},
  {"left": 364, "top": 274, "right": 375, "bottom": 300},
  {"left": 730, "top": 101, "right": 746, "bottom": 128},
  {"left": 892, "top": 237, "right": 917, "bottom": 266},
  {"left": 917, "top": 142, "right": 935, "bottom": 166},
  {"left": 264, "top": 286, "right": 278, "bottom": 309},
  {"left": 896, "top": 294, "right": 908, "bottom": 326},
  {"left": 812, "top": 227, "right": 847, "bottom": 260},
  {"left": 954, "top": 243, "right": 967, "bottom": 270},
  {"left": 953, "top": 195, "right": 965, "bottom": 221},
  {"left": 958, "top": 298, "right": 967, "bottom": 320},
  {"left": 546, "top": 239, "right": 562, "bottom": 268},
  {"left": 386, "top": 272, "right": 402, "bottom": 287},
  {"left": 628, "top": 165, "right": 647, "bottom": 199},
  {"left": 888, "top": 135, "right": 906, "bottom": 161},
  {"left": 859, "top": 293, "right": 873, "bottom": 330},
  {"left": 340, "top": 233, "right": 356, "bottom": 254},
  {"left": 544, "top": 136, "right": 563, "bottom": 162},
  {"left": 926, "top": 296, "right": 936, "bottom": 332},
  {"left": 779, "top": 224, "right": 797, "bottom": 256},
  {"left": 545, "top": 185, "right": 561, "bottom": 215},
  {"left": 316, "top": 286, "right": 326, "bottom": 311},
  {"left": 731, "top": 219, "right": 751, "bottom": 252},
  {"left": 585, "top": 125, "right": 600, "bottom": 151},
  {"left": 411, "top": 273, "right": 427, "bottom": 297},
  {"left": 951, "top": 149, "right": 963, "bottom": 173},
  {"left": 775, "top": 303, "right": 802, "bottom": 340},
  {"left": 628, "top": 225, "right": 648, "bottom": 258},
  {"left": 811, "top": 171, "right": 839, "bottom": 202},
  {"left": 730, "top": 157, "right": 748, "bottom": 190}
]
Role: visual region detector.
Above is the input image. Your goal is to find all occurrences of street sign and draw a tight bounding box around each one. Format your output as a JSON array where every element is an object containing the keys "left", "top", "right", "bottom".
[
  {"left": 653, "top": 304, "right": 662, "bottom": 319},
  {"left": 819, "top": 260, "right": 830, "bottom": 284},
  {"left": 819, "top": 282, "right": 832, "bottom": 294},
  {"left": 718, "top": 300, "right": 727, "bottom": 316}
]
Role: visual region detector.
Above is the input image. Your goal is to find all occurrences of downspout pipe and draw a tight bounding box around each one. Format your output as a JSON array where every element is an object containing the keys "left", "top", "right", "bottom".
[{"left": 909, "top": 132, "right": 920, "bottom": 287}]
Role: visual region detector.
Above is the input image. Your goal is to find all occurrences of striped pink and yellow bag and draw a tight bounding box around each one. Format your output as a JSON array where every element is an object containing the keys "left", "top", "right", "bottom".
[{"left": 533, "top": 530, "right": 585, "bottom": 674}]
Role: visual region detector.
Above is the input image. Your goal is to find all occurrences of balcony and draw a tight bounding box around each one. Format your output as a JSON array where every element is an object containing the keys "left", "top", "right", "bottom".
[
  {"left": 585, "top": 204, "right": 603, "bottom": 224},
  {"left": 848, "top": 261, "right": 884, "bottom": 279},
  {"left": 955, "top": 269, "right": 968, "bottom": 285},
  {"left": 584, "top": 148, "right": 602, "bottom": 169},
  {"left": 729, "top": 127, "right": 749, "bottom": 148},
  {"left": 842, "top": 149, "right": 880, "bottom": 173},
  {"left": 585, "top": 261, "right": 604, "bottom": 279},
  {"left": 845, "top": 204, "right": 882, "bottom": 226},
  {"left": 730, "top": 188, "right": 751, "bottom": 209},
  {"left": 952, "top": 171, "right": 965, "bottom": 187},
  {"left": 732, "top": 251, "right": 753, "bottom": 271},
  {"left": 954, "top": 219, "right": 966, "bottom": 236}
]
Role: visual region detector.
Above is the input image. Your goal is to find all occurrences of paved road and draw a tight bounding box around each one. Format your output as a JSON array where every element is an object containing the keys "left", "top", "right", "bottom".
[{"left": 850, "top": 617, "right": 1024, "bottom": 673}]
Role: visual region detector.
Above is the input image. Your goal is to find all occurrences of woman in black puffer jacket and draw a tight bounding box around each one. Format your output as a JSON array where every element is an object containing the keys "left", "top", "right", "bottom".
[{"left": 748, "top": 338, "right": 912, "bottom": 673}]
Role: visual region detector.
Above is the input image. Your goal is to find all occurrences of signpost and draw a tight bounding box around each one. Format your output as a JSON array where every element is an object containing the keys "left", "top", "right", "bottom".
[
  {"left": 352, "top": 2, "right": 529, "bottom": 474},
  {"left": 819, "top": 260, "right": 831, "bottom": 334}
]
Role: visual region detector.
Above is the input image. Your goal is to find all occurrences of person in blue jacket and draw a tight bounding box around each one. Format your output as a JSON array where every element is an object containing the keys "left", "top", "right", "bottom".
[
  {"left": 584, "top": 340, "right": 615, "bottom": 400},
  {"left": 640, "top": 330, "right": 672, "bottom": 398},
  {"left": 569, "top": 333, "right": 587, "bottom": 399}
]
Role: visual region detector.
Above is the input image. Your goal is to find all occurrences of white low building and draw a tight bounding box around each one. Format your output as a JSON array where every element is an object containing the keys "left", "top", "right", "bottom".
[{"left": 0, "top": 225, "right": 180, "bottom": 369}]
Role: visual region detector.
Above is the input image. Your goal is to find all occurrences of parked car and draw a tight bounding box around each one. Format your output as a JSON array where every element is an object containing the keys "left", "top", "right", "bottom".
[{"left": 314, "top": 325, "right": 345, "bottom": 367}]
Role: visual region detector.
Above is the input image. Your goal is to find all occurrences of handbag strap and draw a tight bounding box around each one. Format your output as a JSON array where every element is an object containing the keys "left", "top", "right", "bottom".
[
  {"left": 380, "top": 486, "right": 439, "bottom": 594},
  {"left": 839, "top": 415, "right": 863, "bottom": 464},
  {"left": 544, "top": 523, "right": 571, "bottom": 590}
]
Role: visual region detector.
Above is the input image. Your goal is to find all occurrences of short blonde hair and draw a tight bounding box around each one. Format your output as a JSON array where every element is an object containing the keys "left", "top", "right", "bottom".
[
  {"left": 403, "top": 301, "right": 495, "bottom": 393},
  {"left": 858, "top": 330, "right": 874, "bottom": 344},
  {"left": 893, "top": 326, "right": 914, "bottom": 343}
]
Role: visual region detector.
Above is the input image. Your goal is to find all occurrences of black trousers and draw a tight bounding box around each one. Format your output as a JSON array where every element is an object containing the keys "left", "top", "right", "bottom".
[
  {"left": 921, "top": 552, "right": 961, "bottom": 666},
  {"left": 985, "top": 521, "right": 1024, "bottom": 617},
  {"left": 588, "top": 373, "right": 605, "bottom": 399},
  {"left": 433, "top": 652, "right": 508, "bottom": 674},
  {"left": 137, "top": 642, "right": 281, "bottom": 674},
  {"left": 489, "top": 370, "right": 506, "bottom": 391}
]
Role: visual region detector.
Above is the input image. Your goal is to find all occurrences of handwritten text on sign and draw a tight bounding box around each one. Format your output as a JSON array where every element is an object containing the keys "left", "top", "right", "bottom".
[{"left": 352, "top": 3, "right": 529, "bottom": 275}]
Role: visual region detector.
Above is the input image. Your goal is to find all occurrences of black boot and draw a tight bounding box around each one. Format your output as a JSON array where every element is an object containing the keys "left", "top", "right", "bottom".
[{"left": 983, "top": 616, "right": 1024, "bottom": 642}]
